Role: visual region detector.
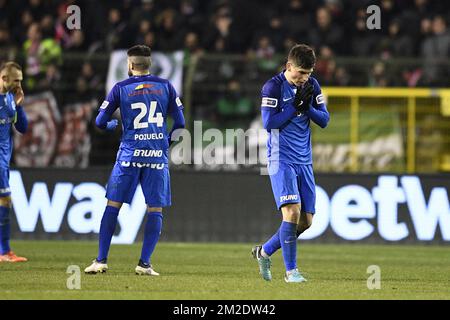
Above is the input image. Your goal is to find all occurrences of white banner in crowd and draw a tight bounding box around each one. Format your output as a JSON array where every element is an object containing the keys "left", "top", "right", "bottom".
[{"left": 106, "top": 50, "right": 184, "bottom": 96}]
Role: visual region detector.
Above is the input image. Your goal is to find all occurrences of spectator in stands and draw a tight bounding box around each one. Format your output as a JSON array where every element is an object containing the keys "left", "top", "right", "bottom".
[
  {"left": 0, "top": 0, "right": 9, "bottom": 25},
  {"left": 401, "top": 0, "right": 434, "bottom": 55},
  {"left": 134, "top": 20, "right": 153, "bottom": 45},
  {"left": 280, "top": 0, "right": 312, "bottom": 41},
  {"left": 104, "top": 8, "right": 130, "bottom": 51},
  {"left": 28, "top": 0, "right": 50, "bottom": 22},
  {"left": 378, "top": 19, "right": 414, "bottom": 58},
  {"left": 79, "top": 62, "right": 102, "bottom": 94},
  {"left": 40, "top": 14, "right": 55, "bottom": 39},
  {"left": 315, "top": 46, "right": 335, "bottom": 84},
  {"left": 350, "top": 8, "right": 379, "bottom": 57},
  {"left": 36, "top": 62, "right": 61, "bottom": 91},
  {"left": 184, "top": 31, "right": 203, "bottom": 65},
  {"left": 130, "top": 0, "right": 157, "bottom": 31},
  {"left": 203, "top": 5, "right": 234, "bottom": 53},
  {"left": 179, "top": 0, "right": 203, "bottom": 34},
  {"left": 314, "top": 46, "right": 350, "bottom": 86},
  {"left": 22, "top": 22, "right": 62, "bottom": 91},
  {"left": 217, "top": 79, "right": 253, "bottom": 127},
  {"left": 141, "top": 31, "right": 156, "bottom": 50},
  {"left": 266, "top": 15, "right": 287, "bottom": 53},
  {"left": 255, "top": 35, "right": 275, "bottom": 59},
  {"left": 421, "top": 15, "right": 450, "bottom": 86},
  {"left": 308, "top": 6, "right": 344, "bottom": 55},
  {"left": 54, "top": 3, "right": 72, "bottom": 48},
  {"left": 156, "top": 9, "right": 184, "bottom": 51},
  {"left": 65, "top": 30, "right": 87, "bottom": 53},
  {"left": 368, "top": 61, "right": 391, "bottom": 87},
  {"left": 379, "top": 0, "right": 400, "bottom": 35},
  {"left": 0, "top": 26, "right": 15, "bottom": 61},
  {"left": 249, "top": 35, "right": 278, "bottom": 73},
  {"left": 13, "top": 10, "right": 34, "bottom": 45},
  {"left": 333, "top": 66, "right": 350, "bottom": 86}
]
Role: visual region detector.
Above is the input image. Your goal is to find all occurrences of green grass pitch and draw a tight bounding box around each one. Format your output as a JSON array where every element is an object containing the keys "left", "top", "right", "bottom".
[{"left": 0, "top": 241, "right": 449, "bottom": 300}]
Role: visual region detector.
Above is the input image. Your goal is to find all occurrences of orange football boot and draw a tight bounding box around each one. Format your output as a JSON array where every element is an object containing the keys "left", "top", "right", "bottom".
[{"left": 0, "top": 251, "right": 28, "bottom": 262}]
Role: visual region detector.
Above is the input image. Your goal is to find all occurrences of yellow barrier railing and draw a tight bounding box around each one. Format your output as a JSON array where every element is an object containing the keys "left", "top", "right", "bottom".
[{"left": 321, "top": 87, "right": 450, "bottom": 173}]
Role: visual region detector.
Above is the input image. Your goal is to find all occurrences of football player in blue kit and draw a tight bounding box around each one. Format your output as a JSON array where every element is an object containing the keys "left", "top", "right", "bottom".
[
  {"left": 85, "top": 45, "right": 185, "bottom": 275},
  {"left": 0, "top": 62, "right": 28, "bottom": 263},
  {"left": 252, "top": 44, "right": 329, "bottom": 282}
]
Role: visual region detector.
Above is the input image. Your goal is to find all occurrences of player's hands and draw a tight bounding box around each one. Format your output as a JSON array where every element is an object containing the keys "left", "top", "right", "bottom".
[
  {"left": 106, "top": 119, "right": 118, "bottom": 132},
  {"left": 13, "top": 87, "right": 24, "bottom": 106},
  {"left": 293, "top": 82, "right": 314, "bottom": 114}
]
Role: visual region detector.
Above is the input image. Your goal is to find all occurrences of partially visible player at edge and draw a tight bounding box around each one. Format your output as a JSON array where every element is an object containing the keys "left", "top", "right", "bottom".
[
  {"left": 252, "top": 44, "right": 329, "bottom": 282},
  {"left": 85, "top": 45, "right": 185, "bottom": 275},
  {"left": 0, "top": 62, "right": 28, "bottom": 262}
]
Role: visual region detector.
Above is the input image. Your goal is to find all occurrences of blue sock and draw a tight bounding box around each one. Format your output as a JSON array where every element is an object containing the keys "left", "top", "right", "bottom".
[
  {"left": 97, "top": 206, "right": 120, "bottom": 262},
  {"left": 279, "top": 221, "right": 297, "bottom": 271},
  {"left": 0, "top": 206, "right": 10, "bottom": 255},
  {"left": 262, "top": 228, "right": 280, "bottom": 256},
  {"left": 140, "top": 212, "right": 163, "bottom": 265}
]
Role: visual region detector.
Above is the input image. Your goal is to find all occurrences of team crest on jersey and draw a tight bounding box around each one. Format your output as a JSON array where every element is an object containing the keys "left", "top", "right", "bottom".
[
  {"left": 100, "top": 101, "right": 109, "bottom": 109},
  {"left": 316, "top": 94, "right": 325, "bottom": 105},
  {"left": 134, "top": 84, "right": 154, "bottom": 90},
  {"left": 261, "top": 97, "right": 278, "bottom": 108}
]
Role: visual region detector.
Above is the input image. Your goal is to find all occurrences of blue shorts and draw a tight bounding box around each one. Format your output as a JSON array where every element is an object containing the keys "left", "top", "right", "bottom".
[
  {"left": 268, "top": 161, "right": 316, "bottom": 213},
  {"left": 0, "top": 168, "right": 10, "bottom": 197},
  {"left": 106, "top": 161, "right": 171, "bottom": 207}
]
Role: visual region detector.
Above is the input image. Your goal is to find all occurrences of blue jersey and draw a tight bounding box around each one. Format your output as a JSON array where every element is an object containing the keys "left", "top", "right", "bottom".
[
  {"left": 261, "top": 73, "right": 327, "bottom": 164},
  {"left": 100, "top": 75, "right": 183, "bottom": 164},
  {"left": 0, "top": 92, "right": 17, "bottom": 168}
]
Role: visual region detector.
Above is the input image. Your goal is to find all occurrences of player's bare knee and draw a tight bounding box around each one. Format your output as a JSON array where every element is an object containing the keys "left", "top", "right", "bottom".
[{"left": 281, "top": 203, "right": 300, "bottom": 223}]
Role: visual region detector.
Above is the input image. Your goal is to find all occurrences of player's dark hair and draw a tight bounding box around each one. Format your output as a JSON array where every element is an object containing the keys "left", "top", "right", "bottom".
[
  {"left": 127, "top": 45, "right": 152, "bottom": 71},
  {"left": 127, "top": 45, "right": 152, "bottom": 57},
  {"left": 288, "top": 44, "right": 316, "bottom": 69},
  {"left": 0, "top": 61, "right": 22, "bottom": 73}
]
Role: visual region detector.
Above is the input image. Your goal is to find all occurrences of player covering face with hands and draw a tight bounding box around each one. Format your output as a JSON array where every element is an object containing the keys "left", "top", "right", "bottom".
[
  {"left": 253, "top": 44, "right": 329, "bottom": 282},
  {"left": 0, "top": 62, "right": 28, "bottom": 263}
]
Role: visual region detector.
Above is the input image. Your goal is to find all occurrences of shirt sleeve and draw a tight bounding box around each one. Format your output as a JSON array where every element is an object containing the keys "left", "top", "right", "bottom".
[
  {"left": 168, "top": 107, "right": 186, "bottom": 146},
  {"left": 306, "top": 78, "right": 330, "bottom": 128},
  {"left": 261, "top": 80, "right": 297, "bottom": 130},
  {"left": 14, "top": 106, "right": 28, "bottom": 134},
  {"left": 6, "top": 92, "right": 17, "bottom": 118},
  {"left": 261, "top": 80, "right": 280, "bottom": 110},
  {"left": 98, "top": 84, "right": 120, "bottom": 115},
  {"left": 310, "top": 78, "right": 326, "bottom": 110},
  {"left": 167, "top": 82, "right": 184, "bottom": 115}
]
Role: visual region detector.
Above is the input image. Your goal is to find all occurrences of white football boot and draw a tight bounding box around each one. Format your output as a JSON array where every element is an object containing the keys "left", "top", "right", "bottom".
[
  {"left": 84, "top": 260, "right": 108, "bottom": 274},
  {"left": 135, "top": 261, "right": 160, "bottom": 276}
]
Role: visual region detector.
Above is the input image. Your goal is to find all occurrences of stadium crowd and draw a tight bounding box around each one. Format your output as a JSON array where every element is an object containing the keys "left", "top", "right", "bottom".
[{"left": 0, "top": 0, "right": 449, "bottom": 94}]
